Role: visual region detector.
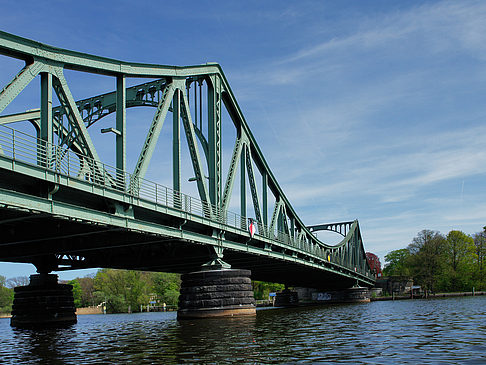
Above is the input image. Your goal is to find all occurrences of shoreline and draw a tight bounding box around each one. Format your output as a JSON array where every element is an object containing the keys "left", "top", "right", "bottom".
[
  {"left": 372, "top": 291, "right": 486, "bottom": 301},
  {"left": 2, "top": 292, "right": 485, "bottom": 318}
]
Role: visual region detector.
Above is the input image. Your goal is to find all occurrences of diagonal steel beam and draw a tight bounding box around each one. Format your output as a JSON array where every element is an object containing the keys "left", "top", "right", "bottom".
[
  {"left": 221, "top": 134, "right": 245, "bottom": 212},
  {"left": 0, "top": 61, "right": 44, "bottom": 114},
  {"left": 270, "top": 198, "right": 284, "bottom": 235},
  {"left": 280, "top": 203, "right": 291, "bottom": 237},
  {"left": 245, "top": 144, "right": 263, "bottom": 225},
  {"left": 178, "top": 81, "right": 212, "bottom": 216},
  {"left": 52, "top": 68, "right": 101, "bottom": 163},
  {"left": 132, "top": 83, "right": 175, "bottom": 183}
]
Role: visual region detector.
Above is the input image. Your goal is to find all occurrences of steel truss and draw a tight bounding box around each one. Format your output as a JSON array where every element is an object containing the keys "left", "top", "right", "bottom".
[{"left": 0, "top": 31, "right": 374, "bottom": 286}]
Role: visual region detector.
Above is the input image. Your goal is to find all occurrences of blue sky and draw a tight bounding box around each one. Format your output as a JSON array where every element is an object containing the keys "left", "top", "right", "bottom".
[{"left": 1, "top": 0, "right": 486, "bottom": 281}]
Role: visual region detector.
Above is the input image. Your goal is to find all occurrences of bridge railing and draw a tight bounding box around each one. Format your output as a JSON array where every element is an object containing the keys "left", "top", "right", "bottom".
[
  {"left": 0, "top": 124, "right": 373, "bottom": 279},
  {"left": 0, "top": 124, "right": 254, "bottom": 234}
]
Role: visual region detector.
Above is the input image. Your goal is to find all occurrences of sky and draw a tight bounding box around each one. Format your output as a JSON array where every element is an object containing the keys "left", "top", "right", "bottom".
[{"left": 1, "top": 0, "right": 485, "bottom": 281}]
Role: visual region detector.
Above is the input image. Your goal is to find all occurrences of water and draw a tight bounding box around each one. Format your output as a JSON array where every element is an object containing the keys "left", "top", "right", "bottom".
[{"left": 1, "top": 296, "right": 486, "bottom": 364}]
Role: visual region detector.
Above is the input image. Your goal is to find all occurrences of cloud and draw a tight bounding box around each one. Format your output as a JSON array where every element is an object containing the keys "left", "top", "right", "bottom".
[
  {"left": 264, "top": 121, "right": 486, "bottom": 223},
  {"left": 231, "top": 1, "right": 486, "bottom": 91}
]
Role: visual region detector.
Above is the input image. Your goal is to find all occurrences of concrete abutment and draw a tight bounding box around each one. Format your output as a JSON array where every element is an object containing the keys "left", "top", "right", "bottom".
[{"left": 295, "top": 286, "right": 371, "bottom": 304}]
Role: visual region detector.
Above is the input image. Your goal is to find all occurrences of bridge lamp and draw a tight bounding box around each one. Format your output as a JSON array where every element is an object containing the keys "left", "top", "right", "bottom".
[
  {"left": 188, "top": 176, "right": 209, "bottom": 182},
  {"left": 100, "top": 127, "right": 122, "bottom": 136}
]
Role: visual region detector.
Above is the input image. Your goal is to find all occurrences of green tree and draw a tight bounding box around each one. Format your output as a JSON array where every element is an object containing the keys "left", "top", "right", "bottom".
[
  {"left": 473, "top": 229, "right": 486, "bottom": 289},
  {"left": 383, "top": 248, "right": 411, "bottom": 277},
  {"left": 252, "top": 281, "right": 285, "bottom": 300},
  {"left": 0, "top": 275, "right": 14, "bottom": 314},
  {"left": 152, "top": 272, "right": 181, "bottom": 307},
  {"left": 94, "top": 269, "right": 153, "bottom": 313},
  {"left": 407, "top": 230, "right": 446, "bottom": 293},
  {"left": 77, "top": 276, "right": 96, "bottom": 307},
  {"left": 68, "top": 279, "right": 83, "bottom": 308},
  {"left": 442, "top": 230, "right": 475, "bottom": 291}
]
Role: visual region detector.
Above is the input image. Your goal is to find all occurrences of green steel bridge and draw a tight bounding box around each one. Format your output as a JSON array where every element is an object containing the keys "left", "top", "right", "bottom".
[{"left": 0, "top": 31, "right": 375, "bottom": 290}]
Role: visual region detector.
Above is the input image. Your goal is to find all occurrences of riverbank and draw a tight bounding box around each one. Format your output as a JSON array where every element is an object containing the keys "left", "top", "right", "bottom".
[{"left": 372, "top": 291, "right": 486, "bottom": 301}]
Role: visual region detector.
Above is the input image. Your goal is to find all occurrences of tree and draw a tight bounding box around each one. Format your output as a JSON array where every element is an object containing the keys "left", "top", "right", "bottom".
[
  {"left": 252, "top": 281, "right": 285, "bottom": 300},
  {"left": 94, "top": 269, "right": 153, "bottom": 313},
  {"left": 407, "top": 230, "right": 446, "bottom": 293},
  {"left": 152, "top": 272, "right": 181, "bottom": 307},
  {"left": 473, "top": 229, "right": 486, "bottom": 289},
  {"left": 77, "top": 275, "right": 96, "bottom": 307},
  {"left": 0, "top": 275, "right": 14, "bottom": 314},
  {"left": 383, "top": 225, "right": 486, "bottom": 293},
  {"left": 383, "top": 248, "right": 411, "bottom": 277},
  {"left": 68, "top": 279, "right": 83, "bottom": 308},
  {"left": 443, "top": 230, "right": 475, "bottom": 291},
  {"left": 6, "top": 276, "right": 29, "bottom": 288}
]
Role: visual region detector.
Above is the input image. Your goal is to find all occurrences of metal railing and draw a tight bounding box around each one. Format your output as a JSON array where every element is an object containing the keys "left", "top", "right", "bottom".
[{"left": 0, "top": 124, "right": 372, "bottom": 278}]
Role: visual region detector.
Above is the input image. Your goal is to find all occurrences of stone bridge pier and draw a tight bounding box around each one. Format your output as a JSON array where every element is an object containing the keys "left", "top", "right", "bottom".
[
  {"left": 10, "top": 272, "right": 77, "bottom": 328},
  {"left": 177, "top": 249, "right": 256, "bottom": 319}
]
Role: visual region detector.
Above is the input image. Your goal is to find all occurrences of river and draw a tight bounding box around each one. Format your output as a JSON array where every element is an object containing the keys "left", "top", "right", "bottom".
[{"left": 1, "top": 296, "right": 485, "bottom": 364}]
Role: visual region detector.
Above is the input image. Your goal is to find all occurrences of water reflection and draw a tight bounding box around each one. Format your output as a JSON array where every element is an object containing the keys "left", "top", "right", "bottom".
[
  {"left": 174, "top": 315, "right": 258, "bottom": 363},
  {"left": 10, "top": 326, "right": 78, "bottom": 364},
  {"left": 1, "top": 297, "right": 486, "bottom": 364}
]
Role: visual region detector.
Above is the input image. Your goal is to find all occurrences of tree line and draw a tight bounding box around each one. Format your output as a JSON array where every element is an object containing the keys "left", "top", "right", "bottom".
[
  {"left": 0, "top": 276, "right": 29, "bottom": 314},
  {"left": 0, "top": 269, "right": 283, "bottom": 315},
  {"left": 68, "top": 269, "right": 182, "bottom": 313},
  {"left": 383, "top": 226, "right": 486, "bottom": 292}
]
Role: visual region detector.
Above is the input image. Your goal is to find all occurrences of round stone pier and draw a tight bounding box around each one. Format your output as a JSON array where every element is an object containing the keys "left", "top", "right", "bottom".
[
  {"left": 342, "top": 287, "right": 371, "bottom": 303},
  {"left": 177, "top": 269, "right": 256, "bottom": 319},
  {"left": 10, "top": 274, "right": 77, "bottom": 328}
]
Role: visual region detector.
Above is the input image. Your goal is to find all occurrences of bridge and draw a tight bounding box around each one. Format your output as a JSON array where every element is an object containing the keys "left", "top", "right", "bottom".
[{"left": 0, "top": 31, "right": 374, "bottom": 323}]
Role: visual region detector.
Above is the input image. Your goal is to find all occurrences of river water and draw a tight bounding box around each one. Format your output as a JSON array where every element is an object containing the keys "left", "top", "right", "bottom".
[{"left": 1, "top": 296, "right": 485, "bottom": 364}]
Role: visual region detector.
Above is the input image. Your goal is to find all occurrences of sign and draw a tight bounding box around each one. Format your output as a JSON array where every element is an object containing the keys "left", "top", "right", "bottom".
[{"left": 248, "top": 218, "right": 256, "bottom": 238}]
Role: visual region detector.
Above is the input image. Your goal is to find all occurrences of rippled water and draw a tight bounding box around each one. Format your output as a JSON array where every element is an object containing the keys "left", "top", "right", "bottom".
[{"left": 1, "top": 296, "right": 485, "bottom": 364}]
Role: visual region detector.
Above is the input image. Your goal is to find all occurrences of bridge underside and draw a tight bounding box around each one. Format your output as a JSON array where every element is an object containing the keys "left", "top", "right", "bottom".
[
  {"left": 0, "top": 168, "right": 357, "bottom": 290},
  {"left": 0, "top": 206, "right": 357, "bottom": 291},
  {"left": 0, "top": 154, "right": 372, "bottom": 290}
]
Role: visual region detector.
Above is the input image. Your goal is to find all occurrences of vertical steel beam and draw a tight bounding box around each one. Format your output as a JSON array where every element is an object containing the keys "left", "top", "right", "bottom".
[
  {"left": 172, "top": 88, "right": 181, "bottom": 208},
  {"left": 262, "top": 172, "right": 268, "bottom": 228},
  {"left": 116, "top": 75, "right": 126, "bottom": 188},
  {"left": 116, "top": 75, "right": 126, "bottom": 173},
  {"left": 40, "top": 72, "right": 52, "bottom": 166},
  {"left": 208, "top": 75, "right": 222, "bottom": 210}
]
